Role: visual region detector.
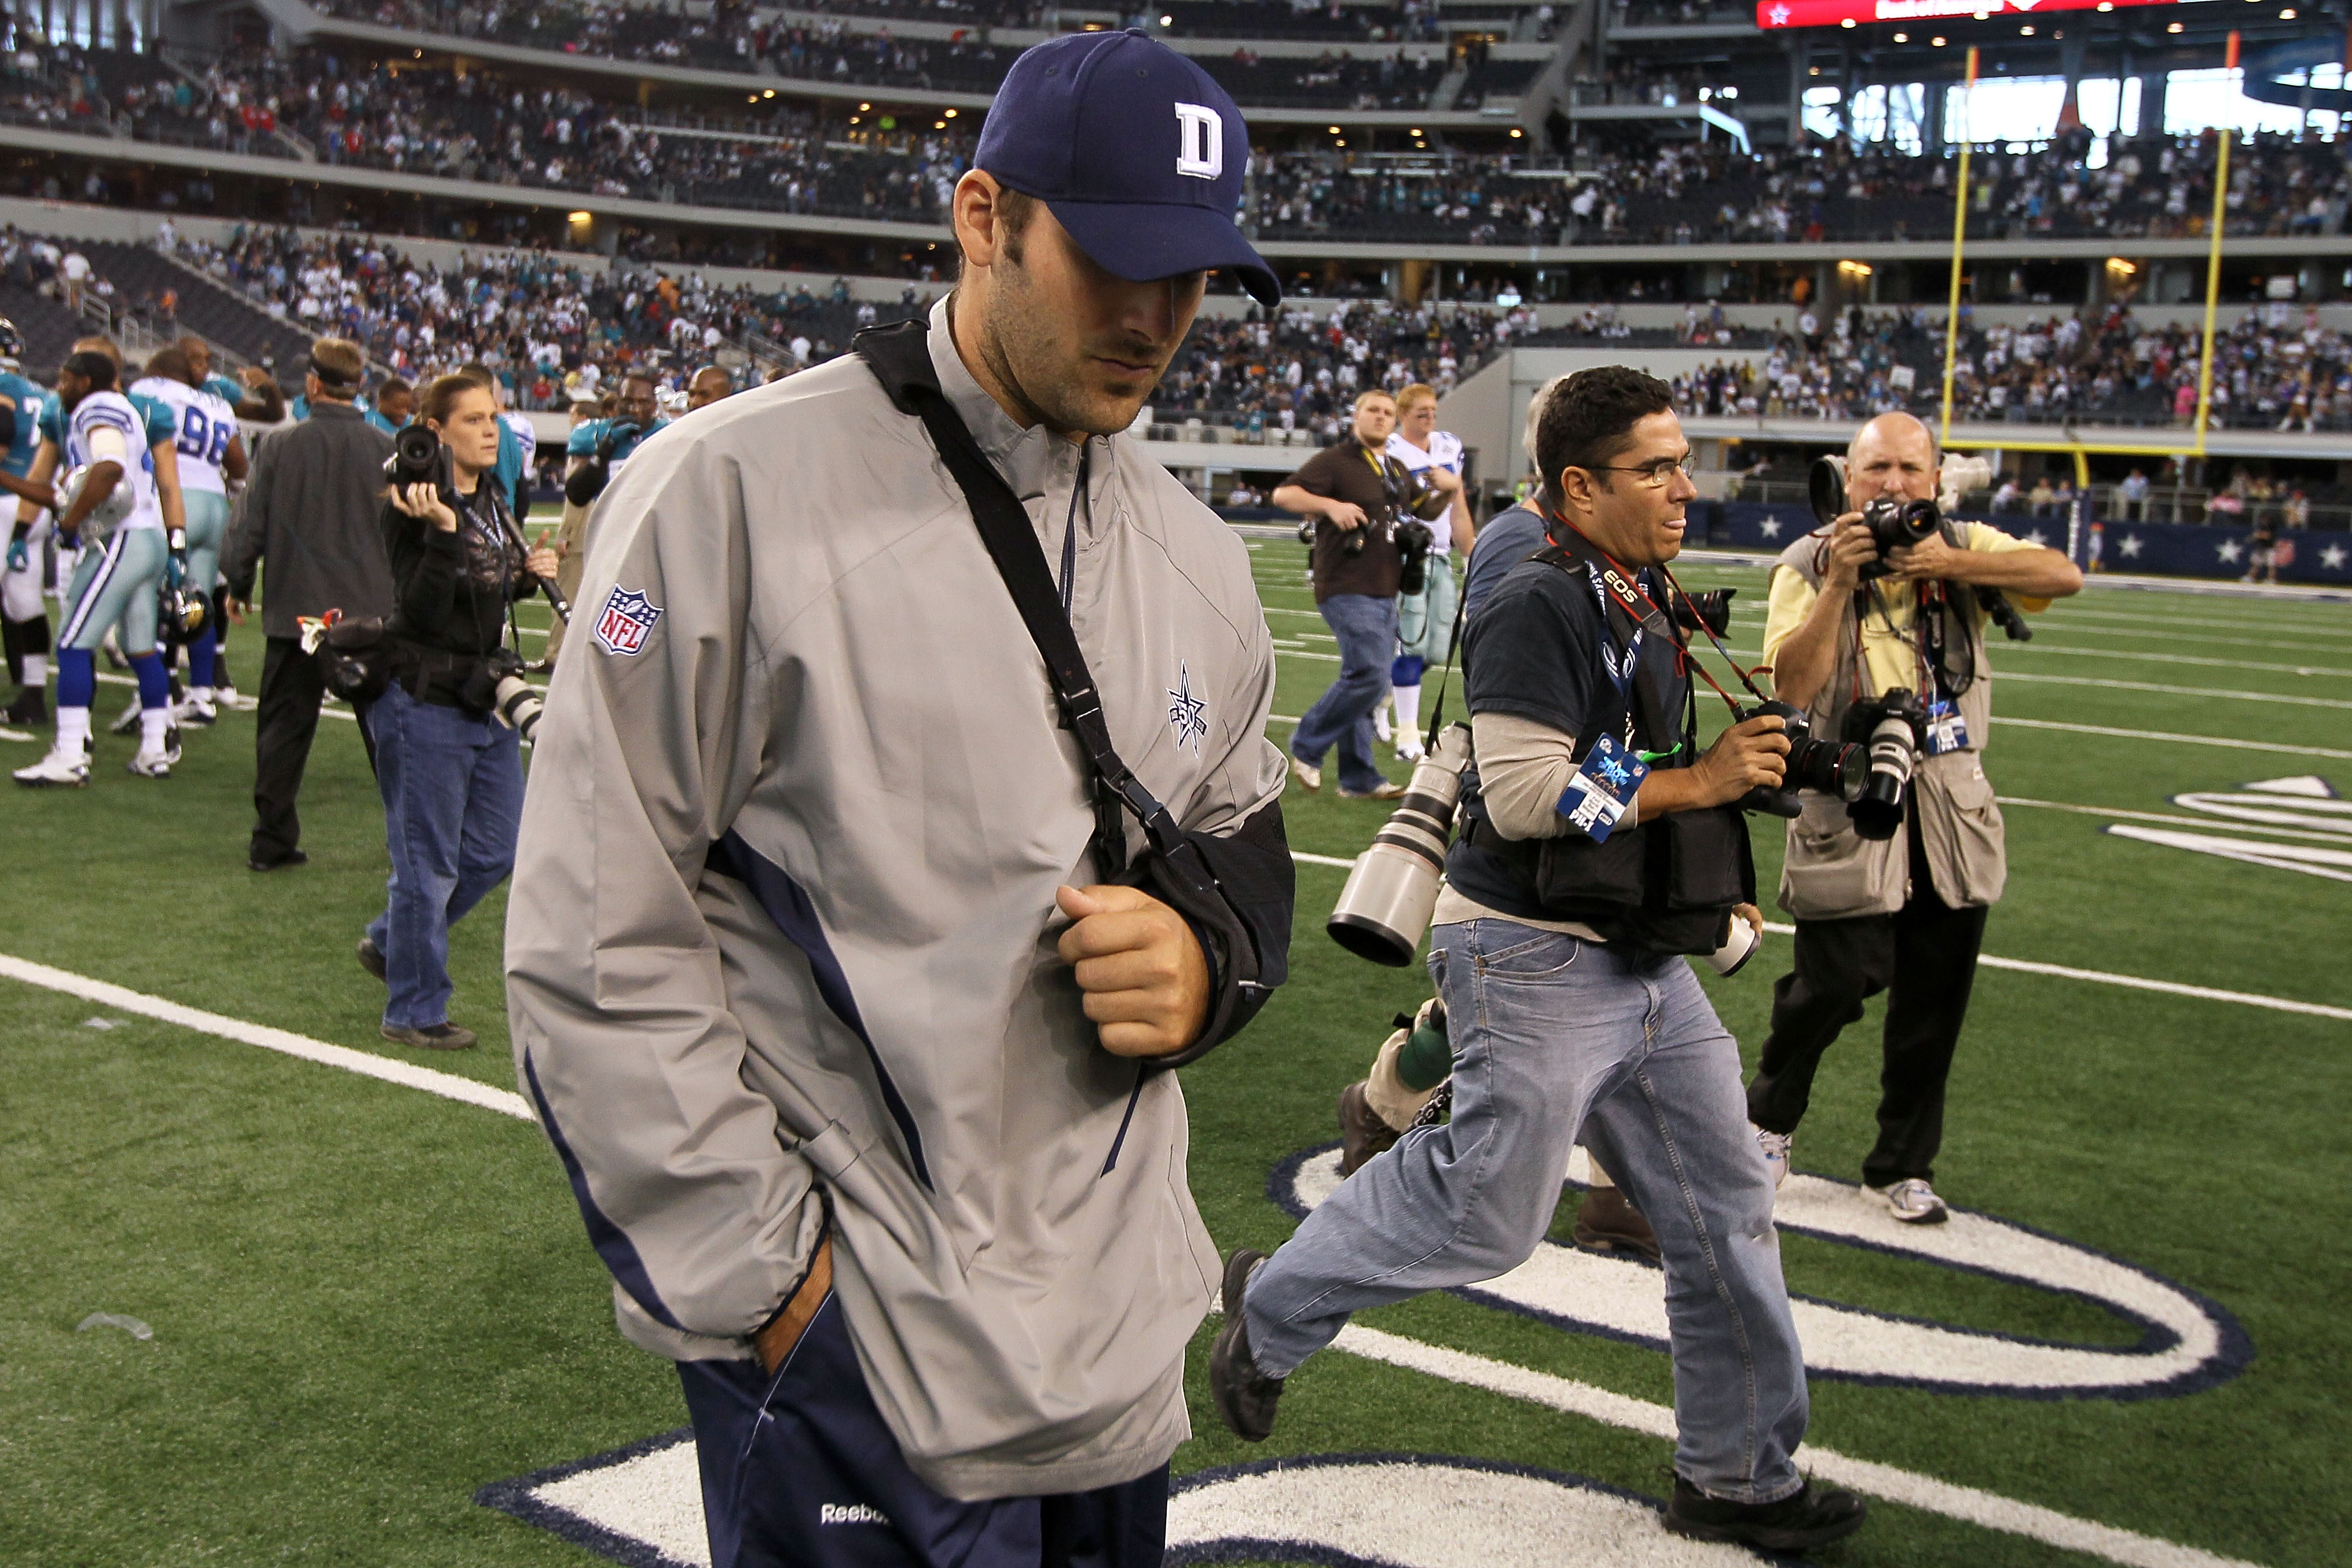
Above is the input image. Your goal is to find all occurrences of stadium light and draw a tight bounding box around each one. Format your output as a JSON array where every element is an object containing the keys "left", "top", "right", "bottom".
[
  {"left": 2167, "top": 19, "right": 2182, "bottom": 28},
  {"left": 1894, "top": 30, "right": 1908, "bottom": 39},
  {"left": 2107, "top": 258, "right": 2138, "bottom": 276},
  {"left": 2020, "top": 23, "right": 2034, "bottom": 32},
  {"left": 1841, "top": 15, "right": 1855, "bottom": 24},
  {"left": 1839, "top": 259, "right": 1874, "bottom": 276},
  {"left": 945, "top": 108, "right": 958, "bottom": 116},
  {"left": 1932, "top": 35, "right": 1947, "bottom": 44}
]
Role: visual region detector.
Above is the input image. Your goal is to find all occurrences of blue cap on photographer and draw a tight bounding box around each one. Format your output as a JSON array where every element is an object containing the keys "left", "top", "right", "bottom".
[{"left": 976, "top": 29, "right": 1281, "bottom": 308}]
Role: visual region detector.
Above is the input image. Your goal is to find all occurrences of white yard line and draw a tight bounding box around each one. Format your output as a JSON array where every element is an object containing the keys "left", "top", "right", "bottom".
[
  {"left": 0, "top": 952, "right": 534, "bottom": 1119},
  {"left": 1996, "top": 644, "right": 2352, "bottom": 680},
  {"left": 0, "top": 958, "right": 2291, "bottom": 1567},
  {"left": 1992, "top": 717, "right": 2352, "bottom": 760},
  {"left": 1278, "top": 852, "right": 2352, "bottom": 1019},
  {"left": 1332, "top": 1327, "right": 2265, "bottom": 1568},
  {"left": 1998, "top": 796, "right": 2352, "bottom": 845}
]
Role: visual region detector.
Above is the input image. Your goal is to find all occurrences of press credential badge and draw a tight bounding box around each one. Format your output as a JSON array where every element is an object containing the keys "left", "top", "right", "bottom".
[
  {"left": 1554, "top": 734, "right": 1650, "bottom": 842},
  {"left": 1925, "top": 698, "right": 1969, "bottom": 755}
]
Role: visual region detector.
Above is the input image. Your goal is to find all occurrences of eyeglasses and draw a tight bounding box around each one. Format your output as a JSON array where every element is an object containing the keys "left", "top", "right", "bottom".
[{"left": 1580, "top": 455, "right": 1698, "bottom": 488}]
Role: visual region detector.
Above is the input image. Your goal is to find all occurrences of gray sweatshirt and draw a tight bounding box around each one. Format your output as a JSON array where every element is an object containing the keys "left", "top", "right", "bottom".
[{"left": 504, "top": 300, "right": 1286, "bottom": 1501}]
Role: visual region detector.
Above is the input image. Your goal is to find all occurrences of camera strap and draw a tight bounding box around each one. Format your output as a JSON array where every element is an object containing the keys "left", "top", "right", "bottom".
[
  {"left": 851, "top": 318, "right": 1292, "bottom": 1068},
  {"left": 849, "top": 321, "right": 1185, "bottom": 877},
  {"left": 1533, "top": 526, "right": 1690, "bottom": 760}
]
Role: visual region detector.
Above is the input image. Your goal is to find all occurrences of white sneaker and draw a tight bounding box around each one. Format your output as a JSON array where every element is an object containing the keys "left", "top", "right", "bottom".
[
  {"left": 1395, "top": 735, "right": 1426, "bottom": 763},
  {"left": 1373, "top": 706, "right": 1393, "bottom": 743},
  {"left": 1871, "top": 1177, "right": 1949, "bottom": 1225},
  {"left": 215, "top": 681, "right": 243, "bottom": 708},
  {"left": 127, "top": 747, "right": 173, "bottom": 779},
  {"left": 1754, "top": 1125, "right": 1792, "bottom": 1190},
  {"left": 1288, "top": 754, "right": 1322, "bottom": 793},
  {"left": 175, "top": 694, "right": 218, "bottom": 726},
  {"left": 14, "top": 744, "right": 89, "bottom": 787},
  {"left": 108, "top": 695, "right": 143, "bottom": 735}
]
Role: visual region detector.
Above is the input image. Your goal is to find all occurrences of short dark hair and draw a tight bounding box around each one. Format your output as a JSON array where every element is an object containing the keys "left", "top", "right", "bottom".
[
  {"left": 142, "top": 345, "right": 195, "bottom": 387},
  {"left": 1535, "top": 366, "right": 1673, "bottom": 511},
  {"left": 61, "top": 349, "right": 116, "bottom": 389}
]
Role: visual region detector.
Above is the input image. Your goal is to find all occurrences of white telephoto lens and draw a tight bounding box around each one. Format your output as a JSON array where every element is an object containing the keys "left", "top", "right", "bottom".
[{"left": 1706, "top": 915, "right": 1760, "bottom": 977}]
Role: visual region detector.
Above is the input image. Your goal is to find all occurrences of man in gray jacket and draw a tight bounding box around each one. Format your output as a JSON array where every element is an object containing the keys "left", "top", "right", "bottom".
[
  {"left": 506, "top": 33, "right": 1289, "bottom": 1568},
  {"left": 222, "top": 338, "right": 394, "bottom": 871}
]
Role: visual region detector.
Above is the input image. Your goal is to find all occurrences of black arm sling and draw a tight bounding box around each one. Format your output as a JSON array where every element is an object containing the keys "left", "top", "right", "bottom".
[{"left": 852, "top": 320, "right": 1292, "bottom": 1067}]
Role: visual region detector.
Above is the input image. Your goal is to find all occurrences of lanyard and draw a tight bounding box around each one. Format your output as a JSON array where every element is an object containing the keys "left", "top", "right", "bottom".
[{"left": 1056, "top": 446, "right": 1090, "bottom": 616}]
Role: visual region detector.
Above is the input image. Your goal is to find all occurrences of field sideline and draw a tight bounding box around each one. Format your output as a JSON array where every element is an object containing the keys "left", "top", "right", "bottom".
[{"left": 2, "top": 544, "right": 2347, "bottom": 1567}]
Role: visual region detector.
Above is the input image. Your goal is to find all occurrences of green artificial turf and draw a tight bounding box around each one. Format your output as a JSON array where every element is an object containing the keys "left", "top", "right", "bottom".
[{"left": 2, "top": 554, "right": 2349, "bottom": 1565}]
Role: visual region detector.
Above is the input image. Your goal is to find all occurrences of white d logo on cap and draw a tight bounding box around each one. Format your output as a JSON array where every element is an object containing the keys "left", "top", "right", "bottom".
[{"left": 1174, "top": 102, "right": 1224, "bottom": 180}]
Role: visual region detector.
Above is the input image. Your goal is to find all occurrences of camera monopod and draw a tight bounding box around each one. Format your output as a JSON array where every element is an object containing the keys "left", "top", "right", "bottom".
[{"left": 496, "top": 507, "right": 570, "bottom": 624}]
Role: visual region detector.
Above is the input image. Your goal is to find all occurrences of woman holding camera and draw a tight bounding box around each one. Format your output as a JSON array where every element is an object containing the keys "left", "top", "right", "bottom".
[{"left": 363, "top": 373, "right": 560, "bottom": 1050}]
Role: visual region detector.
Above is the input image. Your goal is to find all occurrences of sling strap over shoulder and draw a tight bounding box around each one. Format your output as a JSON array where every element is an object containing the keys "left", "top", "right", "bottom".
[{"left": 851, "top": 318, "right": 1292, "bottom": 1068}]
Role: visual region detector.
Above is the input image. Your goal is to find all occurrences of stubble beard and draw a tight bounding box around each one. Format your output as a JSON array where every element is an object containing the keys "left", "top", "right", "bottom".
[{"left": 981, "top": 267, "right": 1164, "bottom": 439}]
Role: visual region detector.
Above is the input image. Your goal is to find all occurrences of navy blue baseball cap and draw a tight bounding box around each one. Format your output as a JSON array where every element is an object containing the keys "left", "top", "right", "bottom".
[{"left": 976, "top": 30, "right": 1280, "bottom": 307}]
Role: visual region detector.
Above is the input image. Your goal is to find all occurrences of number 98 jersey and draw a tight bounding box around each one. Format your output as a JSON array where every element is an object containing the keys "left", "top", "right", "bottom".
[{"left": 129, "top": 375, "right": 237, "bottom": 496}]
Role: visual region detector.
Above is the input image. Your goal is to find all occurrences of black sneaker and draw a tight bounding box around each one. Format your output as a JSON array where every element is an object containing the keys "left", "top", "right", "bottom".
[
  {"left": 1208, "top": 1248, "right": 1284, "bottom": 1442},
  {"left": 357, "top": 937, "right": 387, "bottom": 983},
  {"left": 4, "top": 686, "right": 45, "bottom": 725},
  {"left": 247, "top": 848, "right": 309, "bottom": 872},
  {"left": 1662, "top": 1475, "right": 1867, "bottom": 1552}
]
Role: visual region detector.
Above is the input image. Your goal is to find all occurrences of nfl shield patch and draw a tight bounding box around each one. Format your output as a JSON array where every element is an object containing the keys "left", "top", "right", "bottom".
[{"left": 595, "top": 587, "right": 662, "bottom": 656}]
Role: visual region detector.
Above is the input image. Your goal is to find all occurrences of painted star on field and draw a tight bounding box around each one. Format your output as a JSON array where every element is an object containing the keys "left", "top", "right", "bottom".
[
  {"left": 2217, "top": 540, "right": 2244, "bottom": 564},
  {"left": 2118, "top": 534, "right": 2144, "bottom": 558},
  {"left": 2324, "top": 544, "right": 2348, "bottom": 570}
]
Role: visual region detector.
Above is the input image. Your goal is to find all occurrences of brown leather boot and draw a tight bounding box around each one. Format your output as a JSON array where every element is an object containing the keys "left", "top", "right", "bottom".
[
  {"left": 1338, "top": 1080, "right": 1402, "bottom": 1177},
  {"left": 1571, "top": 1184, "right": 1661, "bottom": 1263}
]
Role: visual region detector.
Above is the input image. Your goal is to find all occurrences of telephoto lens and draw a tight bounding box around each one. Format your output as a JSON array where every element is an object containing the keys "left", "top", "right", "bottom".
[
  {"left": 382, "top": 425, "right": 451, "bottom": 493},
  {"left": 1328, "top": 721, "right": 1474, "bottom": 966},
  {"left": 492, "top": 673, "right": 545, "bottom": 743},
  {"left": 1705, "top": 913, "right": 1760, "bottom": 977},
  {"left": 1846, "top": 690, "right": 1928, "bottom": 841}
]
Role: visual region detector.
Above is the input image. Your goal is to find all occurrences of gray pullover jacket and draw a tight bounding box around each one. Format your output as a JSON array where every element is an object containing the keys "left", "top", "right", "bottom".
[{"left": 505, "top": 301, "right": 1287, "bottom": 1500}]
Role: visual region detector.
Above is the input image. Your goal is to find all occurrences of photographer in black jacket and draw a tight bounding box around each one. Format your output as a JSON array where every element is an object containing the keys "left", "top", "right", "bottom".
[
  {"left": 361, "top": 372, "right": 560, "bottom": 1052},
  {"left": 1215, "top": 368, "right": 1866, "bottom": 1552}
]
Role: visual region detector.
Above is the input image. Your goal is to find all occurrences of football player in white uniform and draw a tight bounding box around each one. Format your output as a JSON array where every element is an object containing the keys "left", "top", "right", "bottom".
[
  {"left": 14, "top": 351, "right": 175, "bottom": 785},
  {"left": 1382, "top": 383, "right": 1474, "bottom": 761},
  {"left": 131, "top": 346, "right": 247, "bottom": 724}
]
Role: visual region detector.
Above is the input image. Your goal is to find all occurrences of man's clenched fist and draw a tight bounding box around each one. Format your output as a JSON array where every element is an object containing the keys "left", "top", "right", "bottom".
[{"left": 1056, "top": 883, "right": 1211, "bottom": 1057}]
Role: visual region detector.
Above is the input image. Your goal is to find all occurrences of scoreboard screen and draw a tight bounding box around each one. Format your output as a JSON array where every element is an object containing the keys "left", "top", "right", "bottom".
[{"left": 1758, "top": 0, "right": 2177, "bottom": 28}]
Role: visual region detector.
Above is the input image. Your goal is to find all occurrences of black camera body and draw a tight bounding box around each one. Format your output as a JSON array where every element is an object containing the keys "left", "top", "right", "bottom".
[
  {"left": 1856, "top": 497, "right": 1941, "bottom": 580},
  {"left": 1395, "top": 518, "right": 1436, "bottom": 594},
  {"left": 1737, "top": 698, "right": 1867, "bottom": 819},
  {"left": 383, "top": 424, "right": 453, "bottom": 500},
  {"left": 1844, "top": 687, "right": 1929, "bottom": 841},
  {"left": 459, "top": 646, "right": 546, "bottom": 741},
  {"left": 1675, "top": 587, "right": 1735, "bottom": 639}
]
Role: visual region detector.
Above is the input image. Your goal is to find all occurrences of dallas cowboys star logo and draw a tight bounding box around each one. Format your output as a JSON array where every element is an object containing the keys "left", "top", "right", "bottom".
[
  {"left": 2322, "top": 544, "right": 2347, "bottom": 571},
  {"left": 1760, "top": 516, "right": 1782, "bottom": 538},
  {"left": 1767, "top": 2, "right": 1791, "bottom": 23},
  {"left": 2217, "top": 540, "right": 2244, "bottom": 564},
  {"left": 1167, "top": 662, "right": 1209, "bottom": 754},
  {"left": 2023, "top": 529, "right": 2049, "bottom": 548},
  {"left": 2119, "top": 534, "right": 2144, "bottom": 558}
]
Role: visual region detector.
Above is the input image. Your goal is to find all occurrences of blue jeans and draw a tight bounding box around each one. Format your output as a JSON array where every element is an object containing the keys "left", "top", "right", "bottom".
[
  {"left": 1290, "top": 592, "right": 1397, "bottom": 794},
  {"left": 1244, "top": 918, "right": 1808, "bottom": 1504},
  {"left": 365, "top": 682, "right": 524, "bottom": 1029}
]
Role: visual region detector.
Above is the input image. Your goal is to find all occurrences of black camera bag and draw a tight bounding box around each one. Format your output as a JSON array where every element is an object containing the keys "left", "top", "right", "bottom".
[
  {"left": 851, "top": 320, "right": 1292, "bottom": 1067},
  {"left": 1517, "top": 537, "right": 1752, "bottom": 955},
  {"left": 317, "top": 614, "right": 392, "bottom": 704}
]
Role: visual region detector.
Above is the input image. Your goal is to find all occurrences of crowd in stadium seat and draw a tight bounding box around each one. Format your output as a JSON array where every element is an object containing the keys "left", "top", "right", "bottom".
[
  {"left": 1153, "top": 298, "right": 1533, "bottom": 435},
  {"left": 167, "top": 225, "right": 946, "bottom": 394},
  {"left": 11, "top": 39, "right": 2343, "bottom": 251},
  {"left": 1250, "top": 130, "right": 2350, "bottom": 247},
  {"left": 1669, "top": 302, "right": 2352, "bottom": 431}
]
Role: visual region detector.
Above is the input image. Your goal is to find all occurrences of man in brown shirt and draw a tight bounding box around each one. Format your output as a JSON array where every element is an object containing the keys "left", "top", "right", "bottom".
[{"left": 1273, "top": 389, "right": 1445, "bottom": 798}]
